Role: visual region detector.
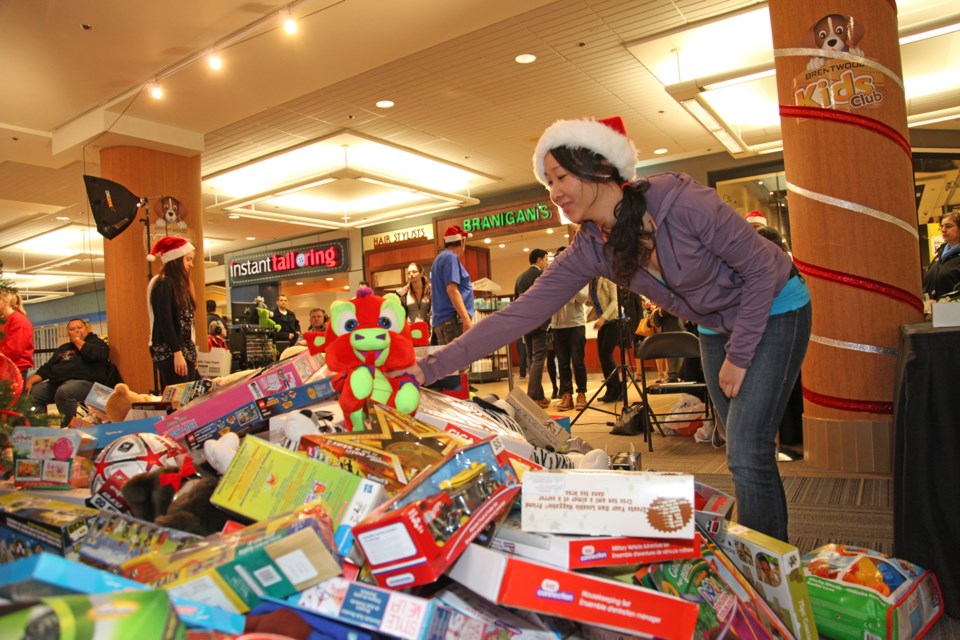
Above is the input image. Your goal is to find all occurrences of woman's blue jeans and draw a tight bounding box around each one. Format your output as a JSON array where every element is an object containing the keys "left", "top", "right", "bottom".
[{"left": 699, "top": 302, "right": 812, "bottom": 542}]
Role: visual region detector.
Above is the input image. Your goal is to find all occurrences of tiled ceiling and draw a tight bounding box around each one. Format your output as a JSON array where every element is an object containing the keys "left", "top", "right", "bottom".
[{"left": 0, "top": 0, "right": 957, "bottom": 293}]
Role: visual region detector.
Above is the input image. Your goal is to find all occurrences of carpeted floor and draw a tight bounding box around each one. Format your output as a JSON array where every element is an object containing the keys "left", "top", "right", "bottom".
[{"left": 474, "top": 373, "right": 960, "bottom": 637}]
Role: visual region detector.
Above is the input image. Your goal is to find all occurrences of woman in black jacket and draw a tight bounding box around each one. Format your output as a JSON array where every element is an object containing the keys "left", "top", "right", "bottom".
[{"left": 923, "top": 212, "right": 960, "bottom": 301}]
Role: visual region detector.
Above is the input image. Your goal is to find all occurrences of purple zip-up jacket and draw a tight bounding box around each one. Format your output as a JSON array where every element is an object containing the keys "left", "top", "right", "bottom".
[{"left": 418, "top": 172, "right": 794, "bottom": 383}]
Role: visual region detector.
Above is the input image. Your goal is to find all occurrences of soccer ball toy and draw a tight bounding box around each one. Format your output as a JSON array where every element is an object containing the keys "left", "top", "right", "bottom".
[{"left": 90, "top": 433, "right": 187, "bottom": 512}]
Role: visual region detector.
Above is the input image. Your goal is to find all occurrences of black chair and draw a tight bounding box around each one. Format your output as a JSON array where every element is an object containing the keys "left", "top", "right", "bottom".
[{"left": 637, "top": 331, "right": 714, "bottom": 451}]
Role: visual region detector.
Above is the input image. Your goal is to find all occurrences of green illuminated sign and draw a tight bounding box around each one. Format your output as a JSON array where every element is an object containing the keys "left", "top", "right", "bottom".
[{"left": 461, "top": 203, "right": 552, "bottom": 233}]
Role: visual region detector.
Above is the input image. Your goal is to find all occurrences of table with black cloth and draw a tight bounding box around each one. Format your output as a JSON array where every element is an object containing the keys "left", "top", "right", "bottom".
[{"left": 893, "top": 321, "right": 960, "bottom": 618}]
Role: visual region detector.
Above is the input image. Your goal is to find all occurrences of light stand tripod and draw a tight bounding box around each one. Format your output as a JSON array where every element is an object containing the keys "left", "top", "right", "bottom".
[{"left": 570, "top": 286, "right": 643, "bottom": 430}]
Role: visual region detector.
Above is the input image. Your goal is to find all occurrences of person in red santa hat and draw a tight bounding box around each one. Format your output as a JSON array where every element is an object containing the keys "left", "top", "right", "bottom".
[
  {"left": 146, "top": 236, "right": 198, "bottom": 388},
  {"left": 398, "top": 116, "right": 811, "bottom": 544},
  {"left": 429, "top": 224, "right": 475, "bottom": 345}
]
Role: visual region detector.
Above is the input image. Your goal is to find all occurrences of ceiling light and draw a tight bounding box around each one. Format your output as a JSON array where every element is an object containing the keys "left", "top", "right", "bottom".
[
  {"left": 375, "top": 100, "right": 394, "bottom": 109},
  {"left": 899, "top": 18, "right": 960, "bottom": 45},
  {"left": 325, "top": 277, "right": 333, "bottom": 281},
  {"left": 227, "top": 214, "right": 240, "bottom": 219},
  {"left": 343, "top": 285, "right": 350, "bottom": 290},
  {"left": 515, "top": 53, "right": 537, "bottom": 64},
  {"left": 281, "top": 10, "right": 297, "bottom": 34},
  {"left": 484, "top": 238, "right": 491, "bottom": 244},
  {"left": 245, "top": 236, "right": 255, "bottom": 240},
  {"left": 523, "top": 248, "right": 529, "bottom": 252},
  {"left": 295, "top": 281, "right": 304, "bottom": 286},
  {"left": 208, "top": 53, "right": 223, "bottom": 71},
  {"left": 55, "top": 216, "right": 70, "bottom": 221},
  {"left": 546, "top": 228, "right": 553, "bottom": 234},
  {"left": 677, "top": 96, "right": 744, "bottom": 155},
  {"left": 149, "top": 82, "right": 163, "bottom": 99},
  {"left": 498, "top": 244, "right": 506, "bottom": 249}
]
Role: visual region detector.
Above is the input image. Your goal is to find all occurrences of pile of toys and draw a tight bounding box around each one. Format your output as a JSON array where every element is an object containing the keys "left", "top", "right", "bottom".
[{"left": 0, "top": 289, "right": 946, "bottom": 639}]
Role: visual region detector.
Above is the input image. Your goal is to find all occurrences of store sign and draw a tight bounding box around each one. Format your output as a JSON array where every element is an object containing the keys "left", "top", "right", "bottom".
[
  {"left": 363, "top": 224, "right": 433, "bottom": 251},
  {"left": 461, "top": 202, "right": 553, "bottom": 233},
  {"left": 228, "top": 239, "right": 349, "bottom": 286}
]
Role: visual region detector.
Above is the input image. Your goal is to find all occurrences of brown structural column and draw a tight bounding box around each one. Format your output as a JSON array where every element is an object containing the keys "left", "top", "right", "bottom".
[
  {"left": 768, "top": 1, "right": 923, "bottom": 473},
  {"left": 100, "top": 147, "right": 204, "bottom": 394}
]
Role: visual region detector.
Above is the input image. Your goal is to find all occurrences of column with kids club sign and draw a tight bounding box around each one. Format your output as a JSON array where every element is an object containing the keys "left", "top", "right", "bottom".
[{"left": 768, "top": 1, "right": 923, "bottom": 472}]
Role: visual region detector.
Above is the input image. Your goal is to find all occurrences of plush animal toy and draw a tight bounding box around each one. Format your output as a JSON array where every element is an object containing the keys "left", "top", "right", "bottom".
[
  {"left": 253, "top": 296, "right": 282, "bottom": 332},
  {"left": 104, "top": 383, "right": 163, "bottom": 423},
  {"left": 304, "top": 287, "right": 419, "bottom": 431},
  {"left": 122, "top": 457, "right": 229, "bottom": 536}
]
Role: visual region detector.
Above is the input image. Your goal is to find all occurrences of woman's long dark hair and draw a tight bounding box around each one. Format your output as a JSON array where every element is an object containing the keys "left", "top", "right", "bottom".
[
  {"left": 159, "top": 257, "right": 195, "bottom": 313},
  {"left": 548, "top": 146, "right": 652, "bottom": 282}
]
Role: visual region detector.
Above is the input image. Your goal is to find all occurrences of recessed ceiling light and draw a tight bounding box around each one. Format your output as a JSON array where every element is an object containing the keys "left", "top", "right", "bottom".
[
  {"left": 325, "top": 277, "right": 334, "bottom": 281},
  {"left": 376, "top": 100, "right": 395, "bottom": 109},
  {"left": 654, "top": 148, "right": 668, "bottom": 155},
  {"left": 499, "top": 244, "right": 506, "bottom": 249},
  {"left": 546, "top": 228, "right": 553, "bottom": 234},
  {"left": 149, "top": 83, "right": 163, "bottom": 99},
  {"left": 484, "top": 238, "right": 491, "bottom": 244},
  {"left": 523, "top": 247, "right": 529, "bottom": 252},
  {"left": 295, "top": 281, "right": 304, "bottom": 286},
  {"left": 281, "top": 10, "right": 297, "bottom": 34},
  {"left": 245, "top": 236, "right": 255, "bottom": 240},
  {"left": 55, "top": 216, "right": 70, "bottom": 221},
  {"left": 208, "top": 53, "right": 223, "bottom": 71},
  {"left": 227, "top": 214, "right": 240, "bottom": 220},
  {"left": 515, "top": 53, "right": 536, "bottom": 64},
  {"left": 343, "top": 285, "right": 350, "bottom": 290}
]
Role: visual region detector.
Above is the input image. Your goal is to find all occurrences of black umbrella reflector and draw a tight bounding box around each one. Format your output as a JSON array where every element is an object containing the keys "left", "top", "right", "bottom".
[{"left": 83, "top": 175, "right": 143, "bottom": 240}]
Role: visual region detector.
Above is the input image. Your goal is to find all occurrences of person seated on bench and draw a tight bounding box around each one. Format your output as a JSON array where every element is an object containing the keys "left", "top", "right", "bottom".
[{"left": 26, "top": 318, "right": 114, "bottom": 426}]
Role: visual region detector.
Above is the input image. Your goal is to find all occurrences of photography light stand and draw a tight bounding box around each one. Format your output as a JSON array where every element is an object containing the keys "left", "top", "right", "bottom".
[{"left": 570, "top": 286, "right": 643, "bottom": 429}]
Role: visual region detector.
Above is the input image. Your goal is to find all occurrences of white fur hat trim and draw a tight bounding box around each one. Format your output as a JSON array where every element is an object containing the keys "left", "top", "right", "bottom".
[{"left": 533, "top": 117, "right": 638, "bottom": 186}]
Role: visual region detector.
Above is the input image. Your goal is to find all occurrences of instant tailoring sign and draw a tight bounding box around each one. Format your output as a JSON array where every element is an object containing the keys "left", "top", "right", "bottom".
[
  {"left": 459, "top": 202, "right": 554, "bottom": 234},
  {"left": 228, "top": 239, "right": 348, "bottom": 286},
  {"left": 362, "top": 224, "right": 433, "bottom": 251}
]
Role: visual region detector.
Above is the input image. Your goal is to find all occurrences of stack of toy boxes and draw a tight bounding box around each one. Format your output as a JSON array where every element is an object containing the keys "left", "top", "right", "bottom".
[
  {"left": 209, "top": 436, "right": 388, "bottom": 563},
  {"left": 10, "top": 427, "right": 82, "bottom": 489},
  {"left": 155, "top": 349, "right": 322, "bottom": 451}
]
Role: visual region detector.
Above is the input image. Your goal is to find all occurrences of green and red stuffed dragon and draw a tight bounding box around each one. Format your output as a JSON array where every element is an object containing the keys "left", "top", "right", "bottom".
[{"left": 303, "top": 287, "right": 428, "bottom": 431}]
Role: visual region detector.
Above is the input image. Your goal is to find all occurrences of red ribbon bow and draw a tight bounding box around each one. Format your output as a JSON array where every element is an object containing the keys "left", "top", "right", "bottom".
[{"left": 160, "top": 457, "right": 197, "bottom": 493}]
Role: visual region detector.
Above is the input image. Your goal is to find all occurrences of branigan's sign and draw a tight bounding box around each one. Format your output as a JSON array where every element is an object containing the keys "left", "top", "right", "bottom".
[{"left": 228, "top": 239, "right": 349, "bottom": 286}]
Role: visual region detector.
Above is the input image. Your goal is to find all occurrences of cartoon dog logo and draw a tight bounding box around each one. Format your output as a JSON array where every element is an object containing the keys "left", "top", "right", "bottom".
[
  {"left": 157, "top": 196, "right": 186, "bottom": 228},
  {"left": 805, "top": 14, "right": 865, "bottom": 71}
]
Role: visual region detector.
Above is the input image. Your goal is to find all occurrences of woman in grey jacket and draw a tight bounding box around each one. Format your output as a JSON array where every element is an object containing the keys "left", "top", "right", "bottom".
[{"left": 402, "top": 116, "right": 811, "bottom": 542}]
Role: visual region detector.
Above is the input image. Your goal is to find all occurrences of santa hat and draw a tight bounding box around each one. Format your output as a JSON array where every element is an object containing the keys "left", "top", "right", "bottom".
[
  {"left": 443, "top": 224, "right": 471, "bottom": 244},
  {"left": 533, "top": 116, "right": 638, "bottom": 186},
  {"left": 745, "top": 210, "right": 768, "bottom": 227},
  {"left": 147, "top": 236, "right": 195, "bottom": 263}
]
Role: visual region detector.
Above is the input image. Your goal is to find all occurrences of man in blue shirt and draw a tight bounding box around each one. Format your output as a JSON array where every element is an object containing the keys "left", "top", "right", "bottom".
[{"left": 430, "top": 225, "right": 474, "bottom": 345}]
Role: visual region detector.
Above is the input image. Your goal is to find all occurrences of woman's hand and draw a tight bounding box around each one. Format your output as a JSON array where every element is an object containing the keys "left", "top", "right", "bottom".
[
  {"left": 718, "top": 358, "right": 746, "bottom": 398},
  {"left": 387, "top": 363, "right": 425, "bottom": 385},
  {"left": 173, "top": 351, "right": 187, "bottom": 377}
]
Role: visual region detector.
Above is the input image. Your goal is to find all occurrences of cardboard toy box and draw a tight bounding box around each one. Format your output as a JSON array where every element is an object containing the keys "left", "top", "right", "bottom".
[
  {"left": 352, "top": 439, "right": 520, "bottom": 589},
  {"left": 77, "top": 510, "right": 200, "bottom": 571},
  {"left": 492, "top": 512, "right": 701, "bottom": 570},
  {"left": 75, "top": 417, "right": 161, "bottom": 453},
  {"left": 521, "top": 469, "right": 696, "bottom": 539},
  {"left": 0, "top": 552, "right": 245, "bottom": 634},
  {"left": 10, "top": 427, "right": 82, "bottom": 489},
  {"left": 433, "top": 583, "right": 560, "bottom": 640},
  {"left": 695, "top": 480, "right": 736, "bottom": 539},
  {"left": 0, "top": 590, "right": 186, "bottom": 640},
  {"left": 415, "top": 387, "right": 527, "bottom": 442},
  {"left": 210, "top": 435, "right": 388, "bottom": 561},
  {"left": 255, "top": 376, "right": 336, "bottom": 419},
  {"left": 0, "top": 490, "right": 96, "bottom": 560},
  {"left": 447, "top": 543, "right": 698, "bottom": 640},
  {"left": 506, "top": 387, "right": 569, "bottom": 450},
  {"left": 155, "top": 349, "right": 322, "bottom": 449},
  {"left": 300, "top": 404, "right": 468, "bottom": 494},
  {"left": 121, "top": 504, "right": 342, "bottom": 614},
  {"left": 290, "top": 576, "right": 497, "bottom": 640},
  {"left": 803, "top": 544, "right": 943, "bottom": 640},
  {"left": 718, "top": 522, "right": 819, "bottom": 640}
]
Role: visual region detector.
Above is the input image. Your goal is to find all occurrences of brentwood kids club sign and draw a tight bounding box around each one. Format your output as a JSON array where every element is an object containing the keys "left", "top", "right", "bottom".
[{"left": 228, "top": 239, "right": 348, "bottom": 286}]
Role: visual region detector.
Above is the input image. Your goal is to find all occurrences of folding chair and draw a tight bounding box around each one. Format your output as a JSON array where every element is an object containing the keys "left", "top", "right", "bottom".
[{"left": 637, "top": 331, "right": 714, "bottom": 451}]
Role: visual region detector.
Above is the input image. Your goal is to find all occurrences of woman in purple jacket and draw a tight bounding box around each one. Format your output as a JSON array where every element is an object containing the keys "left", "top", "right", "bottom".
[{"left": 403, "top": 117, "right": 811, "bottom": 542}]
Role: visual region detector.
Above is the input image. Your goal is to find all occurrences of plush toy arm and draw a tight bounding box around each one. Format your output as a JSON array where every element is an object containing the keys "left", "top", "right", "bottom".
[{"left": 303, "top": 331, "right": 326, "bottom": 355}]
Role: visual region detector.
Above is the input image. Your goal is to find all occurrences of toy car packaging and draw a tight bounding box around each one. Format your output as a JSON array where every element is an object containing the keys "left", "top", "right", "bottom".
[
  {"left": 351, "top": 439, "right": 520, "bottom": 589},
  {"left": 77, "top": 510, "right": 200, "bottom": 571},
  {"left": 300, "top": 403, "right": 468, "bottom": 494},
  {"left": 0, "top": 491, "right": 96, "bottom": 561},
  {"left": 802, "top": 544, "right": 943, "bottom": 640}
]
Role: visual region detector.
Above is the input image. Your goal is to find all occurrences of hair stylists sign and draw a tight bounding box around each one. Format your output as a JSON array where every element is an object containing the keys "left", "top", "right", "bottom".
[{"left": 228, "top": 239, "right": 348, "bottom": 286}]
